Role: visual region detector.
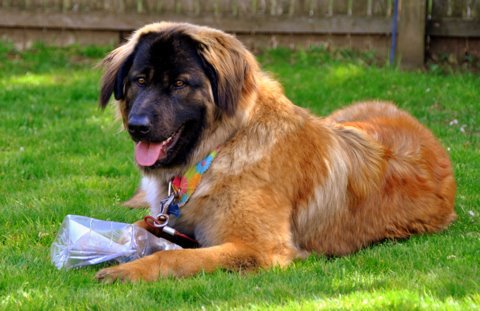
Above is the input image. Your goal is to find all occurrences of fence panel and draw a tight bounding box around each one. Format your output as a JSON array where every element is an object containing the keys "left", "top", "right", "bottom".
[
  {"left": 427, "top": 0, "right": 480, "bottom": 66},
  {"left": 428, "top": 0, "right": 480, "bottom": 37},
  {"left": 0, "top": 0, "right": 479, "bottom": 67}
]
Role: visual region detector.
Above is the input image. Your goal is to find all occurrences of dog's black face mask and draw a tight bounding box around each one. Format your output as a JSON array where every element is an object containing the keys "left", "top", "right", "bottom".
[{"left": 114, "top": 33, "right": 218, "bottom": 170}]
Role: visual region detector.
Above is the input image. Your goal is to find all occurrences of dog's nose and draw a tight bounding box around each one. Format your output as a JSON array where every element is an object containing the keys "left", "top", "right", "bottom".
[{"left": 128, "top": 114, "right": 152, "bottom": 138}]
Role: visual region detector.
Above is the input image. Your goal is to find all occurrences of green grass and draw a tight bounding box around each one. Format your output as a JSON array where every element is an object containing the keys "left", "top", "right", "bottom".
[{"left": 0, "top": 42, "right": 479, "bottom": 310}]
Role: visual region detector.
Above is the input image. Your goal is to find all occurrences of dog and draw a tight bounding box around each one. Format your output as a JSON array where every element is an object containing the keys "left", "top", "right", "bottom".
[{"left": 95, "top": 22, "right": 456, "bottom": 282}]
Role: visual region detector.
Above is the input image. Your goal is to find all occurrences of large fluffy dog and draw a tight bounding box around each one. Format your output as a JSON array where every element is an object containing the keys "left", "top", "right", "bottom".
[{"left": 96, "top": 22, "right": 456, "bottom": 282}]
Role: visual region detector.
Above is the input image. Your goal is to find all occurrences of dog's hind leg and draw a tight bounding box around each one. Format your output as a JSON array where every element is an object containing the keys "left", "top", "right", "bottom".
[
  {"left": 122, "top": 176, "right": 158, "bottom": 209},
  {"left": 122, "top": 189, "right": 148, "bottom": 208}
]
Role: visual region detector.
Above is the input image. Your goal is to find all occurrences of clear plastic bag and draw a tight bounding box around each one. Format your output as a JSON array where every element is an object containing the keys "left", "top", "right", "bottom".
[{"left": 51, "top": 215, "right": 181, "bottom": 270}]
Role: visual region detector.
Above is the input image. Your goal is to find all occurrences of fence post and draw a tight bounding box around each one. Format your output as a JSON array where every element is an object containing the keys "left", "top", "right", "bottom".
[{"left": 397, "top": 0, "right": 427, "bottom": 69}]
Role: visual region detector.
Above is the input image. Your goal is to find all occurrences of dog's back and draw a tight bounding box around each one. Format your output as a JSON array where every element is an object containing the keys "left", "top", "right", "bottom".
[{"left": 299, "top": 101, "right": 457, "bottom": 255}]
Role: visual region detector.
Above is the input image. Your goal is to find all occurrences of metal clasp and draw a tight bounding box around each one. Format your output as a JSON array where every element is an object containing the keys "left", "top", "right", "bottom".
[
  {"left": 144, "top": 187, "right": 176, "bottom": 229},
  {"left": 144, "top": 214, "right": 169, "bottom": 228},
  {"left": 158, "top": 194, "right": 175, "bottom": 216}
]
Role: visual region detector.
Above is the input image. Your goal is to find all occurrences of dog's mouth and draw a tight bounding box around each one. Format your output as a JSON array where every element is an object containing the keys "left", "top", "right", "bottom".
[{"left": 135, "top": 126, "right": 184, "bottom": 167}]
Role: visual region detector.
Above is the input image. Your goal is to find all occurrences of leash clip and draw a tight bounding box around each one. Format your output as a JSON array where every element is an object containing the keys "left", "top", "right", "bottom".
[
  {"left": 144, "top": 180, "right": 201, "bottom": 247},
  {"left": 144, "top": 214, "right": 169, "bottom": 228},
  {"left": 145, "top": 192, "right": 175, "bottom": 229}
]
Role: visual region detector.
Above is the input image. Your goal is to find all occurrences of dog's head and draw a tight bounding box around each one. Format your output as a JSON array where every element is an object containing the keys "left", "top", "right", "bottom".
[{"left": 99, "top": 22, "right": 257, "bottom": 171}]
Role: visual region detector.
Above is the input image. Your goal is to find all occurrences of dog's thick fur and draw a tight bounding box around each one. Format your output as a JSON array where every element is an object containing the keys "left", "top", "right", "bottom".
[{"left": 96, "top": 22, "right": 456, "bottom": 282}]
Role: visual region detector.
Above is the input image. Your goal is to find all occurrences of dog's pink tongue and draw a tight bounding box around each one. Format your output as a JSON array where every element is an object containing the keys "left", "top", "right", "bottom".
[{"left": 135, "top": 142, "right": 164, "bottom": 167}]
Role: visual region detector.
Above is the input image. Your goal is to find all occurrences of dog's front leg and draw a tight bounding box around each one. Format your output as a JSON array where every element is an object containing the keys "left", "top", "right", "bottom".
[{"left": 95, "top": 242, "right": 262, "bottom": 283}]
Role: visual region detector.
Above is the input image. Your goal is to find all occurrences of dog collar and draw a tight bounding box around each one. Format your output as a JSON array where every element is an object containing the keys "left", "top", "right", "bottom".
[
  {"left": 144, "top": 148, "right": 218, "bottom": 247},
  {"left": 171, "top": 149, "right": 218, "bottom": 209},
  {"left": 144, "top": 149, "right": 218, "bottom": 243}
]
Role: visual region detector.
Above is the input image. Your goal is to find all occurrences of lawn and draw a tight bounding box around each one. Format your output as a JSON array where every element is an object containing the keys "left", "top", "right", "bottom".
[{"left": 0, "top": 42, "right": 479, "bottom": 310}]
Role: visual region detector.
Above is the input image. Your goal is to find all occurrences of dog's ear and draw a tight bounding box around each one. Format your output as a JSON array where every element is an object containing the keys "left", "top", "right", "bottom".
[
  {"left": 113, "top": 53, "right": 134, "bottom": 101},
  {"left": 99, "top": 44, "right": 136, "bottom": 108},
  {"left": 190, "top": 30, "right": 257, "bottom": 116}
]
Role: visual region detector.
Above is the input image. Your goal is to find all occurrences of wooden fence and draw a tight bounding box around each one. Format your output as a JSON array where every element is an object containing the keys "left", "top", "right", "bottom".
[
  {"left": 427, "top": 0, "right": 480, "bottom": 68},
  {"left": 0, "top": 0, "right": 479, "bottom": 68}
]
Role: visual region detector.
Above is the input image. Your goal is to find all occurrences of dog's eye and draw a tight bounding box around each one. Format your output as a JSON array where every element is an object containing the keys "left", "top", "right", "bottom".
[
  {"left": 174, "top": 80, "right": 185, "bottom": 88},
  {"left": 136, "top": 77, "right": 146, "bottom": 86}
]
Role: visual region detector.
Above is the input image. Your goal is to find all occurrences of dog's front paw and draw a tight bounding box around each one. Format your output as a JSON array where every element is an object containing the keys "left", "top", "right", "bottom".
[{"left": 95, "top": 262, "right": 156, "bottom": 283}]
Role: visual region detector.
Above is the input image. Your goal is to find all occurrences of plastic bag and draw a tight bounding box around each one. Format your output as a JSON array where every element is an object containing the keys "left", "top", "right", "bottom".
[{"left": 51, "top": 215, "right": 181, "bottom": 270}]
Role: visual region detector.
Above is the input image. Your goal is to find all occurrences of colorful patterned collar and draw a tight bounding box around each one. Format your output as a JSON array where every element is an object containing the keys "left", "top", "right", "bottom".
[{"left": 168, "top": 149, "right": 218, "bottom": 216}]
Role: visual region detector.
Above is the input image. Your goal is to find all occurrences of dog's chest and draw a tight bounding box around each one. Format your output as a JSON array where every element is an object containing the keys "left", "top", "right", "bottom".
[
  {"left": 172, "top": 199, "right": 221, "bottom": 247},
  {"left": 157, "top": 178, "right": 221, "bottom": 246}
]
